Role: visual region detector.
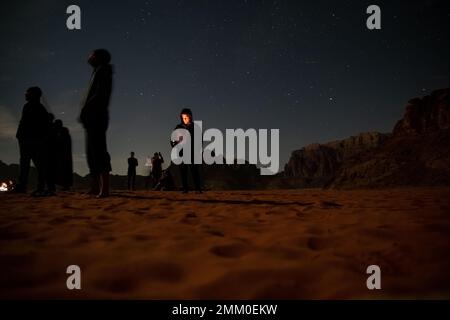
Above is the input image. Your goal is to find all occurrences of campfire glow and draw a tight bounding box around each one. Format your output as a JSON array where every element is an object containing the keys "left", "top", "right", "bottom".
[{"left": 0, "top": 181, "right": 13, "bottom": 192}]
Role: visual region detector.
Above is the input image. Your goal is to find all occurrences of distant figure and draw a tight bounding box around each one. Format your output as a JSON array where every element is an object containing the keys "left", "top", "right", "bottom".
[
  {"left": 53, "top": 119, "right": 73, "bottom": 190},
  {"left": 79, "top": 48, "right": 113, "bottom": 197},
  {"left": 171, "top": 108, "right": 202, "bottom": 193},
  {"left": 151, "top": 152, "right": 164, "bottom": 188},
  {"left": 154, "top": 169, "right": 175, "bottom": 191},
  {"left": 144, "top": 155, "right": 152, "bottom": 190},
  {"left": 47, "top": 113, "right": 57, "bottom": 191},
  {"left": 15, "top": 87, "right": 54, "bottom": 196},
  {"left": 127, "top": 151, "right": 138, "bottom": 191}
]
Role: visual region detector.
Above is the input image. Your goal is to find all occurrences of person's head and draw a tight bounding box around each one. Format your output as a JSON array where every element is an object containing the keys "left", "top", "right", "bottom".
[
  {"left": 25, "top": 86, "right": 42, "bottom": 102},
  {"left": 180, "top": 108, "right": 193, "bottom": 125},
  {"left": 154, "top": 152, "right": 159, "bottom": 157},
  {"left": 54, "top": 119, "right": 63, "bottom": 129},
  {"left": 130, "top": 151, "right": 135, "bottom": 157},
  {"left": 88, "top": 49, "right": 111, "bottom": 67}
]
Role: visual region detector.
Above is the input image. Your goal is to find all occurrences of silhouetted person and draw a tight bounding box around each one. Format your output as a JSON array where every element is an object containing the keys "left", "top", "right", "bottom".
[
  {"left": 151, "top": 152, "right": 164, "bottom": 188},
  {"left": 15, "top": 87, "right": 54, "bottom": 196},
  {"left": 127, "top": 151, "right": 138, "bottom": 191},
  {"left": 144, "top": 155, "right": 152, "bottom": 190},
  {"left": 53, "top": 119, "right": 73, "bottom": 190},
  {"left": 79, "top": 49, "right": 113, "bottom": 197},
  {"left": 154, "top": 169, "right": 175, "bottom": 191},
  {"left": 46, "top": 113, "right": 57, "bottom": 192},
  {"left": 171, "top": 108, "right": 202, "bottom": 193}
]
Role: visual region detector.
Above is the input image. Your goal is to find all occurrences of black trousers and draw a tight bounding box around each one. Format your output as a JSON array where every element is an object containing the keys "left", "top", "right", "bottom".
[
  {"left": 18, "top": 139, "right": 54, "bottom": 192},
  {"left": 127, "top": 173, "right": 136, "bottom": 190},
  {"left": 152, "top": 169, "right": 162, "bottom": 188},
  {"left": 179, "top": 164, "right": 202, "bottom": 192},
  {"left": 85, "top": 128, "right": 112, "bottom": 176}
]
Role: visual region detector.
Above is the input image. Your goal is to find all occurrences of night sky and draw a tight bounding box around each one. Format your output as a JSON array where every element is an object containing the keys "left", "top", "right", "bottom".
[{"left": 1, "top": 0, "right": 449, "bottom": 176}]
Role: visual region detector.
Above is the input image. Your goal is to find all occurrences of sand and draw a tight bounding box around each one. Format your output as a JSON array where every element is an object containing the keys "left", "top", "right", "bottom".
[{"left": 1, "top": 188, "right": 450, "bottom": 299}]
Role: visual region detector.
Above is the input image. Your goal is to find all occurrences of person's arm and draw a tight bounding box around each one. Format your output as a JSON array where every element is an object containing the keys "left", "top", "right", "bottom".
[
  {"left": 159, "top": 153, "right": 164, "bottom": 163},
  {"left": 16, "top": 105, "right": 27, "bottom": 139}
]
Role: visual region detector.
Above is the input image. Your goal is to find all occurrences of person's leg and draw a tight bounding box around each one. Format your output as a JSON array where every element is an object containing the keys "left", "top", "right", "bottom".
[
  {"left": 191, "top": 164, "right": 202, "bottom": 192},
  {"left": 17, "top": 140, "right": 31, "bottom": 192},
  {"left": 179, "top": 164, "right": 189, "bottom": 192},
  {"left": 145, "top": 175, "right": 150, "bottom": 190},
  {"left": 98, "top": 171, "right": 110, "bottom": 197},
  {"left": 86, "top": 130, "right": 100, "bottom": 195},
  {"left": 132, "top": 174, "right": 136, "bottom": 191},
  {"left": 152, "top": 171, "right": 160, "bottom": 188},
  {"left": 43, "top": 141, "right": 56, "bottom": 194},
  {"left": 97, "top": 130, "right": 111, "bottom": 197},
  {"left": 30, "top": 141, "right": 47, "bottom": 193},
  {"left": 127, "top": 174, "right": 131, "bottom": 190},
  {"left": 89, "top": 174, "right": 100, "bottom": 195}
]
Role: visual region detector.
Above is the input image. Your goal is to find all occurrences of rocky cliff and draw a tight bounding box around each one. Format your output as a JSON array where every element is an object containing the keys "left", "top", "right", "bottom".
[
  {"left": 329, "top": 88, "right": 450, "bottom": 188},
  {"left": 283, "top": 132, "right": 389, "bottom": 187},
  {"left": 284, "top": 87, "right": 450, "bottom": 189}
]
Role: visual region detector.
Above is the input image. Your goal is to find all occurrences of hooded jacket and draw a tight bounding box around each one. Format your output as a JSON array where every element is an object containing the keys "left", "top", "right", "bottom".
[
  {"left": 16, "top": 101, "right": 51, "bottom": 141},
  {"left": 79, "top": 64, "right": 113, "bottom": 130}
]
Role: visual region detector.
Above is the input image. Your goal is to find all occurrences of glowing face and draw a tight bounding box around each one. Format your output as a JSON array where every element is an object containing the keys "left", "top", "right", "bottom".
[
  {"left": 181, "top": 114, "right": 191, "bottom": 125},
  {"left": 88, "top": 53, "right": 97, "bottom": 66}
]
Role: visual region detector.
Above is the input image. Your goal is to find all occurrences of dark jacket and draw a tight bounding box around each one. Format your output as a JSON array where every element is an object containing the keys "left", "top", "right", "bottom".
[
  {"left": 16, "top": 101, "right": 51, "bottom": 141},
  {"left": 54, "top": 126, "right": 73, "bottom": 186},
  {"left": 171, "top": 121, "right": 197, "bottom": 161},
  {"left": 80, "top": 64, "right": 113, "bottom": 130},
  {"left": 128, "top": 157, "right": 138, "bottom": 175}
]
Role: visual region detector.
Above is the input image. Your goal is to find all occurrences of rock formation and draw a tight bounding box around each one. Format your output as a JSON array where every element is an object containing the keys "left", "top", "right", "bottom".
[{"left": 283, "top": 132, "right": 389, "bottom": 187}]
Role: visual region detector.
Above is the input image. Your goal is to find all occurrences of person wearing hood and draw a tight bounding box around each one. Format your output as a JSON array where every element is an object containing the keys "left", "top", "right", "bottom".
[
  {"left": 79, "top": 49, "right": 113, "bottom": 197},
  {"left": 151, "top": 152, "right": 164, "bottom": 188},
  {"left": 15, "top": 86, "right": 54, "bottom": 196},
  {"left": 127, "top": 151, "right": 138, "bottom": 191},
  {"left": 53, "top": 119, "right": 73, "bottom": 191},
  {"left": 171, "top": 108, "right": 202, "bottom": 193}
]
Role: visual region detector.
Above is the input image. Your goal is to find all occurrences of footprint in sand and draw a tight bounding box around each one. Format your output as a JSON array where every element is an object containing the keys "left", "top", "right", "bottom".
[
  {"left": 306, "top": 237, "right": 329, "bottom": 251},
  {"left": 96, "top": 214, "right": 113, "bottom": 221},
  {"left": 320, "top": 200, "right": 343, "bottom": 209},
  {"left": 210, "top": 243, "right": 251, "bottom": 258},
  {"left": 205, "top": 229, "right": 225, "bottom": 237},
  {"left": 134, "top": 234, "right": 152, "bottom": 241},
  {"left": 180, "top": 212, "right": 199, "bottom": 224},
  {"left": 48, "top": 216, "right": 69, "bottom": 225}
]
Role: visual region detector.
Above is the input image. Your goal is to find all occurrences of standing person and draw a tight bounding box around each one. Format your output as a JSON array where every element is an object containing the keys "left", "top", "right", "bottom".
[
  {"left": 154, "top": 169, "right": 175, "bottom": 191},
  {"left": 79, "top": 49, "right": 113, "bottom": 198},
  {"left": 151, "top": 152, "right": 164, "bottom": 188},
  {"left": 171, "top": 108, "right": 202, "bottom": 193},
  {"left": 144, "top": 155, "right": 152, "bottom": 190},
  {"left": 14, "top": 87, "right": 54, "bottom": 196},
  {"left": 53, "top": 119, "right": 73, "bottom": 191},
  {"left": 127, "top": 151, "right": 138, "bottom": 191}
]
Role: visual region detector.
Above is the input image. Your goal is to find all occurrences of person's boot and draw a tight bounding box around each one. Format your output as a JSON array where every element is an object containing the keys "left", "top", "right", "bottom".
[
  {"left": 97, "top": 172, "right": 110, "bottom": 198},
  {"left": 87, "top": 174, "right": 100, "bottom": 195}
]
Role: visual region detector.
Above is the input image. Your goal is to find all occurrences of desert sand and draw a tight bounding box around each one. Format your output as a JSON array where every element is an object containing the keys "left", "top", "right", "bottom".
[{"left": 1, "top": 188, "right": 450, "bottom": 299}]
